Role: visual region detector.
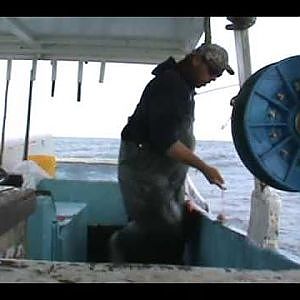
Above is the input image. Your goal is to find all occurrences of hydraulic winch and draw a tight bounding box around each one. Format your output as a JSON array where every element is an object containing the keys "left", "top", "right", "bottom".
[{"left": 231, "top": 55, "right": 300, "bottom": 192}]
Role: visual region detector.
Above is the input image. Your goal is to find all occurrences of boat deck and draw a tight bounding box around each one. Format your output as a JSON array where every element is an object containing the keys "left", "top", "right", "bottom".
[{"left": 1, "top": 258, "right": 300, "bottom": 282}]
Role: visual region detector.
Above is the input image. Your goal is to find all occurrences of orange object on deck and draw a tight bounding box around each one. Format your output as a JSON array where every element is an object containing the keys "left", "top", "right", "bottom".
[{"left": 28, "top": 155, "right": 56, "bottom": 177}]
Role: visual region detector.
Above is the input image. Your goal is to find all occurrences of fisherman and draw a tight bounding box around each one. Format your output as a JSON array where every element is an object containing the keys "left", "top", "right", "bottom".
[{"left": 110, "top": 43, "right": 234, "bottom": 264}]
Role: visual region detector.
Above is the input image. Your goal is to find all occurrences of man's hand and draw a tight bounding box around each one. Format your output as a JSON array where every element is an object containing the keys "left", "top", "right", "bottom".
[
  {"left": 185, "top": 199, "right": 202, "bottom": 213},
  {"left": 202, "top": 164, "right": 226, "bottom": 190}
]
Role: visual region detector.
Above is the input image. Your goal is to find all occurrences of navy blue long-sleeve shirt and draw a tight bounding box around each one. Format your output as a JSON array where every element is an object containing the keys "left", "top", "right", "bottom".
[{"left": 121, "top": 57, "right": 195, "bottom": 154}]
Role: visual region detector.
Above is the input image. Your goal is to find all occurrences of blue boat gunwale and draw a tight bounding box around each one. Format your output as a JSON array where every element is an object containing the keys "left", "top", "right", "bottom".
[
  {"left": 188, "top": 210, "right": 300, "bottom": 270},
  {"left": 33, "top": 175, "right": 300, "bottom": 270}
]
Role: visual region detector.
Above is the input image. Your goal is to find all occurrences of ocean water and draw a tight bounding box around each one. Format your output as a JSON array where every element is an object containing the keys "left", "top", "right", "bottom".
[{"left": 54, "top": 137, "right": 300, "bottom": 261}]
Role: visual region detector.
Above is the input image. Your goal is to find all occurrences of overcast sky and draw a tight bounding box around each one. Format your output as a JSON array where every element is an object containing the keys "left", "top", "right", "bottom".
[{"left": 0, "top": 17, "right": 300, "bottom": 141}]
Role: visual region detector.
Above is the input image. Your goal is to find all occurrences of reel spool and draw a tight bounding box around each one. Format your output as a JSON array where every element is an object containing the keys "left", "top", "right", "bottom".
[{"left": 231, "top": 56, "right": 300, "bottom": 192}]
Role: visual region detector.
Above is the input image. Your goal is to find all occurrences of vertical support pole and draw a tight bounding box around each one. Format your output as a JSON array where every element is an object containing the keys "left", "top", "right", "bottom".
[
  {"left": 204, "top": 17, "right": 211, "bottom": 45},
  {"left": 23, "top": 59, "right": 37, "bottom": 161},
  {"left": 0, "top": 60, "right": 12, "bottom": 166},
  {"left": 99, "top": 61, "right": 106, "bottom": 83},
  {"left": 51, "top": 60, "right": 57, "bottom": 97},
  {"left": 234, "top": 30, "right": 252, "bottom": 85},
  {"left": 77, "top": 61, "right": 83, "bottom": 102},
  {"left": 233, "top": 29, "right": 281, "bottom": 249}
]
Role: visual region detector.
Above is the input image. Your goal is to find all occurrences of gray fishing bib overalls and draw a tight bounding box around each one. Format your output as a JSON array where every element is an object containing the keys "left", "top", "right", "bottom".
[{"left": 115, "top": 102, "right": 195, "bottom": 264}]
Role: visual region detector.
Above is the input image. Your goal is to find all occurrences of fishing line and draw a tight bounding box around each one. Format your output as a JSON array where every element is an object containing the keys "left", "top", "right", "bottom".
[
  {"left": 217, "top": 188, "right": 227, "bottom": 222},
  {"left": 220, "top": 116, "right": 231, "bottom": 130},
  {"left": 221, "top": 188, "right": 225, "bottom": 215}
]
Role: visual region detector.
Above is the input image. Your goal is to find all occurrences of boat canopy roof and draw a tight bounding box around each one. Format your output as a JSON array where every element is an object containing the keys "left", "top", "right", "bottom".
[{"left": 0, "top": 17, "right": 205, "bottom": 64}]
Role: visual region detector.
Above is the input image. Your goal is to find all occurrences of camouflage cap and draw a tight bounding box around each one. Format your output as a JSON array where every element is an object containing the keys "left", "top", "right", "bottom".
[{"left": 193, "top": 43, "right": 234, "bottom": 76}]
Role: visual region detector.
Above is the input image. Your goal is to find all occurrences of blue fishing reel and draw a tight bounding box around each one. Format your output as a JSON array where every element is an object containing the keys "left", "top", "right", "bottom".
[{"left": 231, "top": 56, "right": 300, "bottom": 192}]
